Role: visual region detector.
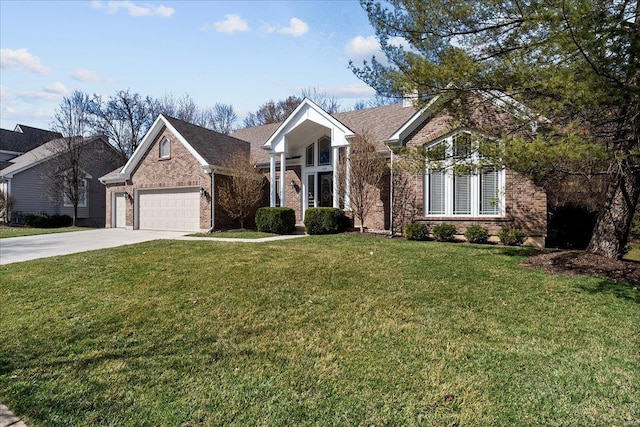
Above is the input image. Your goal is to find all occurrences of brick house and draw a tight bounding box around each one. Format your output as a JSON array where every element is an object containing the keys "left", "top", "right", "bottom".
[
  {"left": 99, "top": 115, "right": 249, "bottom": 231},
  {"left": 232, "top": 95, "right": 547, "bottom": 247},
  {"left": 100, "top": 93, "right": 546, "bottom": 246}
]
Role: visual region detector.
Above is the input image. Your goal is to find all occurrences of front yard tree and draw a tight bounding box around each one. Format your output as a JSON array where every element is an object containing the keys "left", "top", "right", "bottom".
[
  {"left": 344, "top": 132, "right": 386, "bottom": 232},
  {"left": 217, "top": 152, "right": 265, "bottom": 229},
  {"left": 199, "top": 103, "right": 238, "bottom": 135},
  {"left": 47, "top": 90, "right": 93, "bottom": 226},
  {"left": 352, "top": 0, "right": 639, "bottom": 259}
]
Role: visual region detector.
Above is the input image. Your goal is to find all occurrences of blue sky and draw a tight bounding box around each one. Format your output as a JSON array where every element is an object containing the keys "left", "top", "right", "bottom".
[{"left": 0, "top": 0, "right": 389, "bottom": 131}]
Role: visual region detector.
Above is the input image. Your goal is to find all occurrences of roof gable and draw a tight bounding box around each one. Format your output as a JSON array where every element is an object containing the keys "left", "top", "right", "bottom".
[
  {"left": 0, "top": 125, "right": 62, "bottom": 153},
  {"left": 119, "top": 115, "right": 250, "bottom": 179},
  {"left": 263, "top": 98, "right": 356, "bottom": 152},
  {"left": 0, "top": 136, "right": 108, "bottom": 178}
]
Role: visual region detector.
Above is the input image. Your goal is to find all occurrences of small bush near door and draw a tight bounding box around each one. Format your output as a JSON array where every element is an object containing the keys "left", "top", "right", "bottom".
[
  {"left": 403, "top": 223, "right": 429, "bottom": 241},
  {"left": 304, "top": 208, "right": 347, "bottom": 235},
  {"left": 432, "top": 223, "right": 457, "bottom": 242},
  {"left": 255, "top": 207, "right": 296, "bottom": 234},
  {"left": 464, "top": 225, "right": 489, "bottom": 244}
]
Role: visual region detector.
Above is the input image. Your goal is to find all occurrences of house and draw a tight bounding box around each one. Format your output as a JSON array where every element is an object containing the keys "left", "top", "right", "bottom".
[
  {"left": 232, "top": 95, "right": 546, "bottom": 247},
  {"left": 99, "top": 115, "right": 250, "bottom": 231},
  {"left": 0, "top": 124, "right": 62, "bottom": 169},
  {"left": 0, "top": 135, "right": 121, "bottom": 226},
  {"left": 100, "top": 94, "right": 546, "bottom": 247}
]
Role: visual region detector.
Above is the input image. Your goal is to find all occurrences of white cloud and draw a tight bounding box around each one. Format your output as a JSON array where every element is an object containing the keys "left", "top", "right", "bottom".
[
  {"left": 344, "top": 36, "right": 382, "bottom": 62},
  {"left": 92, "top": 1, "right": 174, "bottom": 18},
  {"left": 44, "top": 82, "right": 68, "bottom": 95},
  {"left": 17, "top": 91, "right": 63, "bottom": 102},
  {"left": 203, "top": 14, "right": 250, "bottom": 34},
  {"left": 0, "top": 48, "right": 50, "bottom": 74},
  {"left": 344, "top": 35, "right": 411, "bottom": 63},
  {"left": 318, "top": 84, "right": 376, "bottom": 99},
  {"left": 71, "top": 68, "right": 107, "bottom": 83},
  {"left": 278, "top": 18, "right": 309, "bottom": 37}
]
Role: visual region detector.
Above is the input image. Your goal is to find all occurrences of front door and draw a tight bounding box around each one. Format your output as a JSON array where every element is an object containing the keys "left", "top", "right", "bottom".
[{"left": 318, "top": 172, "right": 333, "bottom": 207}]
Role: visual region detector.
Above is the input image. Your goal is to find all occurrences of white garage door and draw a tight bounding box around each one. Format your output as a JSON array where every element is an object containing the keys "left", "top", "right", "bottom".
[
  {"left": 138, "top": 188, "right": 201, "bottom": 232},
  {"left": 114, "top": 193, "right": 126, "bottom": 228}
]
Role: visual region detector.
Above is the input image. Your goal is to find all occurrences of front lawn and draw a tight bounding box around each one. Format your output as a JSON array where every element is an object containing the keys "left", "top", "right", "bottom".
[
  {"left": 0, "top": 236, "right": 637, "bottom": 426},
  {"left": 188, "top": 230, "right": 278, "bottom": 239},
  {"left": 0, "top": 226, "right": 91, "bottom": 239}
]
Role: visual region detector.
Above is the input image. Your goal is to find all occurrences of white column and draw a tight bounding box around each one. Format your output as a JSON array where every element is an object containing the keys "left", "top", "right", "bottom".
[
  {"left": 344, "top": 146, "right": 351, "bottom": 210},
  {"left": 280, "top": 151, "right": 286, "bottom": 207},
  {"left": 270, "top": 152, "right": 276, "bottom": 207},
  {"left": 332, "top": 146, "right": 339, "bottom": 208}
]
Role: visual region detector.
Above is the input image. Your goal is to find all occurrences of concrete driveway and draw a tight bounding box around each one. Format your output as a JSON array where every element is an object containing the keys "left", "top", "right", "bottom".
[{"left": 0, "top": 229, "right": 187, "bottom": 265}]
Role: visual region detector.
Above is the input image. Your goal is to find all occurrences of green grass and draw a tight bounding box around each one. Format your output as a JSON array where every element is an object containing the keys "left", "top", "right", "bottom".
[
  {"left": 1, "top": 236, "right": 638, "bottom": 426},
  {"left": 188, "top": 230, "right": 278, "bottom": 239},
  {"left": 0, "top": 226, "right": 91, "bottom": 239}
]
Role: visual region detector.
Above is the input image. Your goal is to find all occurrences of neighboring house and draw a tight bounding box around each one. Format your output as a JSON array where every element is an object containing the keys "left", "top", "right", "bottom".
[
  {"left": 232, "top": 95, "right": 546, "bottom": 247},
  {"left": 0, "top": 135, "right": 121, "bottom": 226},
  {"left": 100, "top": 94, "right": 546, "bottom": 246},
  {"left": 99, "top": 115, "right": 250, "bottom": 232},
  {"left": 0, "top": 124, "right": 62, "bottom": 169}
]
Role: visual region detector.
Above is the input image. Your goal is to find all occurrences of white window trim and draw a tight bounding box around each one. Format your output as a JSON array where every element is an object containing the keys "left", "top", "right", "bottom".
[
  {"left": 423, "top": 132, "right": 505, "bottom": 218},
  {"left": 159, "top": 137, "right": 170, "bottom": 159}
]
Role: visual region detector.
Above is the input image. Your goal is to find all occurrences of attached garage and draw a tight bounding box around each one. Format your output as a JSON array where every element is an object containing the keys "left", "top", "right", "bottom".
[
  {"left": 113, "top": 193, "right": 126, "bottom": 228},
  {"left": 137, "top": 187, "right": 201, "bottom": 232}
]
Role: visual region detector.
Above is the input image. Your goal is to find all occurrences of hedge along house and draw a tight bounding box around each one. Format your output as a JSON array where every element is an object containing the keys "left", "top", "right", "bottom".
[
  {"left": 99, "top": 115, "right": 250, "bottom": 232},
  {"left": 232, "top": 95, "right": 547, "bottom": 246}
]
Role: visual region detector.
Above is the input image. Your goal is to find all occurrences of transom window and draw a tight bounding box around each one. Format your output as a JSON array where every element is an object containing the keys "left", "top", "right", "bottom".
[
  {"left": 305, "top": 136, "right": 332, "bottom": 167},
  {"left": 424, "top": 132, "right": 504, "bottom": 217},
  {"left": 159, "top": 137, "right": 170, "bottom": 158}
]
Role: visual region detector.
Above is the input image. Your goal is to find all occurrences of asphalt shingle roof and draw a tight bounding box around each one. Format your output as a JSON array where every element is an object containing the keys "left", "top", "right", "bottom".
[
  {"left": 231, "top": 103, "right": 417, "bottom": 164},
  {"left": 163, "top": 115, "right": 250, "bottom": 166},
  {"left": 0, "top": 125, "right": 62, "bottom": 153}
]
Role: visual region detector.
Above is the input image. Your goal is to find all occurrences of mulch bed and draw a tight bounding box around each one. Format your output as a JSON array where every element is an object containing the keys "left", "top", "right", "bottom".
[{"left": 521, "top": 249, "right": 640, "bottom": 285}]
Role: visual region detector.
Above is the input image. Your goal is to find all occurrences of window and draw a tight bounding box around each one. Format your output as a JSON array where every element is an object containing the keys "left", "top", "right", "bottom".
[
  {"left": 424, "top": 132, "right": 504, "bottom": 217},
  {"left": 306, "top": 143, "right": 314, "bottom": 167},
  {"left": 318, "top": 136, "right": 332, "bottom": 166},
  {"left": 63, "top": 178, "right": 87, "bottom": 207},
  {"left": 159, "top": 137, "right": 170, "bottom": 158}
]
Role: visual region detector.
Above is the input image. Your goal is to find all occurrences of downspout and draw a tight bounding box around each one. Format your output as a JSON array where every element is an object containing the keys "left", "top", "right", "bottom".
[{"left": 207, "top": 172, "right": 215, "bottom": 233}]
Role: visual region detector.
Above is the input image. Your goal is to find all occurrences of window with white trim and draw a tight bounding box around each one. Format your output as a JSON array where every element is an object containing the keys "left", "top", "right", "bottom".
[
  {"left": 159, "top": 137, "right": 170, "bottom": 158},
  {"left": 424, "top": 131, "right": 504, "bottom": 217},
  {"left": 63, "top": 178, "right": 87, "bottom": 207}
]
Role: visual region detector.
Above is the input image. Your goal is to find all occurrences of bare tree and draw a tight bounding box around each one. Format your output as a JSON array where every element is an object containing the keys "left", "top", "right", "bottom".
[
  {"left": 243, "top": 96, "right": 302, "bottom": 127},
  {"left": 217, "top": 152, "right": 265, "bottom": 229},
  {"left": 90, "top": 89, "right": 155, "bottom": 160},
  {"left": 342, "top": 132, "right": 386, "bottom": 232},
  {"left": 45, "top": 91, "right": 92, "bottom": 226},
  {"left": 300, "top": 87, "right": 340, "bottom": 114},
  {"left": 391, "top": 171, "right": 418, "bottom": 235},
  {"left": 199, "top": 103, "right": 238, "bottom": 134}
]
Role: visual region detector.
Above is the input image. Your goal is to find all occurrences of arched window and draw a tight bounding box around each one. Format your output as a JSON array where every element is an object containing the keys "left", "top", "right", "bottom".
[{"left": 159, "top": 137, "right": 170, "bottom": 159}]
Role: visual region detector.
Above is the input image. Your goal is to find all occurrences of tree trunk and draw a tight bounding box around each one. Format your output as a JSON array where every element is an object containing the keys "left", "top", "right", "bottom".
[
  {"left": 73, "top": 203, "right": 78, "bottom": 227},
  {"left": 587, "top": 165, "right": 640, "bottom": 259}
]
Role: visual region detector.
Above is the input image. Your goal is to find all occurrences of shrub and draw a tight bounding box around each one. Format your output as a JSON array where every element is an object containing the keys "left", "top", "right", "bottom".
[
  {"left": 498, "top": 227, "right": 527, "bottom": 246},
  {"left": 464, "top": 225, "right": 489, "bottom": 244},
  {"left": 24, "top": 212, "right": 50, "bottom": 228},
  {"left": 432, "top": 223, "right": 457, "bottom": 242},
  {"left": 304, "top": 208, "right": 347, "bottom": 235},
  {"left": 403, "top": 222, "right": 429, "bottom": 241},
  {"left": 50, "top": 214, "right": 73, "bottom": 228},
  {"left": 255, "top": 207, "right": 296, "bottom": 234}
]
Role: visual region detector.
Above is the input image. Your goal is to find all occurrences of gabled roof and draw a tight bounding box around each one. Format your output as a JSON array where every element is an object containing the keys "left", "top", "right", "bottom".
[
  {"left": 230, "top": 102, "right": 417, "bottom": 164},
  {"left": 0, "top": 125, "right": 62, "bottom": 153},
  {"left": 0, "top": 136, "right": 107, "bottom": 179},
  {"left": 107, "top": 115, "right": 250, "bottom": 183}
]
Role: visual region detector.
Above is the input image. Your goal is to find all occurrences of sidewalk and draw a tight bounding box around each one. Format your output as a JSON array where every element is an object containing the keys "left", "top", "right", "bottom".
[{"left": 0, "top": 404, "right": 29, "bottom": 427}]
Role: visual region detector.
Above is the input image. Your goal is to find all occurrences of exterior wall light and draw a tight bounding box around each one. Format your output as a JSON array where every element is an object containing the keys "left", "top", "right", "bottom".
[
  {"left": 199, "top": 187, "right": 208, "bottom": 197},
  {"left": 123, "top": 191, "right": 132, "bottom": 201}
]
